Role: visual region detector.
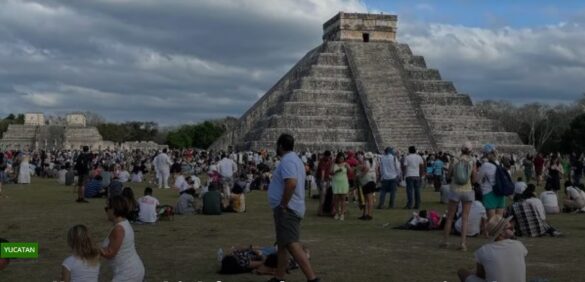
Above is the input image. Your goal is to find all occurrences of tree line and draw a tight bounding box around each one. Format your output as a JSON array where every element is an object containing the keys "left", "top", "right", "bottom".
[{"left": 475, "top": 94, "right": 585, "bottom": 153}]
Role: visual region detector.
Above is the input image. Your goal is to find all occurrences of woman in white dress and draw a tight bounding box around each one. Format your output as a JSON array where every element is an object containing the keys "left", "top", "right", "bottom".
[
  {"left": 101, "top": 196, "right": 145, "bottom": 281},
  {"left": 18, "top": 153, "right": 31, "bottom": 184}
]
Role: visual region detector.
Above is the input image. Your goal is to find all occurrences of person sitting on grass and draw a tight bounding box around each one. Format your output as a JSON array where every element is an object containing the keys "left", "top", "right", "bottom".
[
  {"left": 223, "top": 183, "right": 246, "bottom": 213},
  {"left": 137, "top": 187, "right": 160, "bottom": 224},
  {"left": 175, "top": 188, "right": 196, "bottom": 215},
  {"left": 108, "top": 176, "right": 123, "bottom": 199},
  {"left": 457, "top": 215, "right": 527, "bottom": 282},
  {"left": 563, "top": 182, "right": 585, "bottom": 212},
  {"left": 61, "top": 225, "right": 100, "bottom": 282},
  {"left": 121, "top": 187, "right": 140, "bottom": 222},
  {"left": 202, "top": 183, "right": 223, "bottom": 215},
  {"left": 453, "top": 186, "right": 486, "bottom": 238},
  {"left": 84, "top": 175, "right": 106, "bottom": 199},
  {"left": 65, "top": 163, "right": 75, "bottom": 186},
  {"left": 540, "top": 182, "right": 560, "bottom": 214}
]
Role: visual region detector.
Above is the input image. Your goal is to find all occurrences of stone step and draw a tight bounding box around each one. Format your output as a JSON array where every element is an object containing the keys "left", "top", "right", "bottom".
[
  {"left": 416, "top": 92, "right": 472, "bottom": 106},
  {"left": 256, "top": 115, "right": 367, "bottom": 129},
  {"left": 394, "top": 43, "right": 413, "bottom": 59},
  {"left": 410, "top": 80, "right": 457, "bottom": 93},
  {"left": 434, "top": 131, "right": 522, "bottom": 145},
  {"left": 246, "top": 128, "right": 370, "bottom": 143},
  {"left": 405, "top": 68, "right": 441, "bottom": 80},
  {"left": 406, "top": 55, "right": 426, "bottom": 68},
  {"left": 427, "top": 118, "right": 501, "bottom": 132},
  {"left": 296, "top": 77, "right": 354, "bottom": 91},
  {"left": 320, "top": 42, "right": 344, "bottom": 53},
  {"left": 315, "top": 53, "right": 347, "bottom": 66},
  {"left": 242, "top": 140, "right": 373, "bottom": 152},
  {"left": 282, "top": 102, "right": 362, "bottom": 116},
  {"left": 309, "top": 65, "right": 351, "bottom": 78},
  {"left": 436, "top": 143, "right": 534, "bottom": 154},
  {"left": 289, "top": 89, "right": 358, "bottom": 103},
  {"left": 422, "top": 105, "right": 480, "bottom": 118}
]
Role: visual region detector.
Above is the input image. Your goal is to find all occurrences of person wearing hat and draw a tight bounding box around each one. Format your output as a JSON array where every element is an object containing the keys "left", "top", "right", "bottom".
[
  {"left": 457, "top": 215, "right": 527, "bottom": 282},
  {"left": 378, "top": 147, "right": 401, "bottom": 209},
  {"left": 477, "top": 144, "right": 505, "bottom": 220}
]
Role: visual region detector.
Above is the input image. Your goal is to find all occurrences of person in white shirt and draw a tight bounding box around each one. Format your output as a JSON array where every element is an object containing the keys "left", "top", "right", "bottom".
[
  {"left": 191, "top": 174, "right": 202, "bottom": 191},
  {"left": 477, "top": 144, "right": 504, "bottom": 219},
  {"left": 57, "top": 166, "right": 68, "bottom": 185},
  {"left": 564, "top": 182, "right": 585, "bottom": 211},
  {"left": 118, "top": 168, "right": 130, "bottom": 183},
  {"left": 455, "top": 194, "right": 487, "bottom": 237},
  {"left": 154, "top": 149, "right": 172, "bottom": 189},
  {"left": 61, "top": 225, "right": 100, "bottom": 282},
  {"left": 218, "top": 154, "right": 238, "bottom": 198},
  {"left": 137, "top": 188, "right": 160, "bottom": 223},
  {"left": 540, "top": 183, "right": 560, "bottom": 214},
  {"left": 514, "top": 177, "right": 527, "bottom": 195},
  {"left": 403, "top": 146, "right": 425, "bottom": 209},
  {"left": 458, "top": 215, "right": 527, "bottom": 282},
  {"left": 378, "top": 147, "right": 401, "bottom": 209},
  {"left": 174, "top": 174, "right": 192, "bottom": 193}
]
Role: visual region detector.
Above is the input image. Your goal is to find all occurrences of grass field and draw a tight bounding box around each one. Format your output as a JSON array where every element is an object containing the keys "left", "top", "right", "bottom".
[{"left": 0, "top": 177, "right": 584, "bottom": 282}]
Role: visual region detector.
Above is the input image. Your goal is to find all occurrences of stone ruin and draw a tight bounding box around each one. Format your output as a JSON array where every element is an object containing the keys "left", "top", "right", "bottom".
[
  {"left": 0, "top": 113, "right": 114, "bottom": 151},
  {"left": 210, "top": 12, "right": 533, "bottom": 154}
]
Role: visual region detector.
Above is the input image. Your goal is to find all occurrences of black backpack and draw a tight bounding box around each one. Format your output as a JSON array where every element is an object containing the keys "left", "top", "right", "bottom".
[
  {"left": 75, "top": 153, "right": 91, "bottom": 173},
  {"left": 489, "top": 161, "right": 515, "bottom": 196}
]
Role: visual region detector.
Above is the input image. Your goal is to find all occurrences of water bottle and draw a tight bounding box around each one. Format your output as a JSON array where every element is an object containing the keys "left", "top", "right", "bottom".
[{"left": 217, "top": 248, "right": 224, "bottom": 265}]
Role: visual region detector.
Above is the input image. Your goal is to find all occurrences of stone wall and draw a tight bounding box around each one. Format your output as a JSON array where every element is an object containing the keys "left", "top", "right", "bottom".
[{"left": 323, "top": 12, "right": 397, "bottom": 42}]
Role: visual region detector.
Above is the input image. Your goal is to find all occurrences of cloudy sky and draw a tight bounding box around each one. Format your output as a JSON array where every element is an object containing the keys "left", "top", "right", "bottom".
[{"left": 1, "top": 0, "right": 584, "bottom": 125}]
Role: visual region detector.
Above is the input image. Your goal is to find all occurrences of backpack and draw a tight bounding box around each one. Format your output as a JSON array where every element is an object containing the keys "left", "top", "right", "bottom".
[
  {"left": 489, "top": 161, "right": 515, "bottom": 196},
  {"left": 453, "top": 158, "right": 471, "bottom": 185},
  {"left": 75, "top": 153, "right": 91, "bottom": 173}
]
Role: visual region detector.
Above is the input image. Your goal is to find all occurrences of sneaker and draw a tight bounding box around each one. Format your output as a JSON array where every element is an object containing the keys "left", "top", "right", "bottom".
[
  {"left": 358, "top": 215, "right": 367, "bottom": 220},
  {"left": 340, "top": 214, "right": 344, "bottom": 221},
  {"left": 334, "top": 214, "right": 339, "bottom": 220},
  {"left": 457, "top": 243, "right": 468, "bottom": 251},
  {"left": 267, "top": 278, "right": 285, "bottom": 282},
  {"left": 76, "top": 198, "right": 89, "bottom": 203},
  {"left": 366, "top": 215, "right": 373, "bottom": 220}
]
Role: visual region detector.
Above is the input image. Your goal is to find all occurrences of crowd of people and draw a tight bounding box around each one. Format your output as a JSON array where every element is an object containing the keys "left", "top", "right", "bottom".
[{"left": 2, "top": 135, "right": 585, "bottom": 281}]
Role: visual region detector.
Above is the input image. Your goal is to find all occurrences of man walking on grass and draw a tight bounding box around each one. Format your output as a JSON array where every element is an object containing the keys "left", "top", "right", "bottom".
[{"left": 267, "top": 134, "right": 319, "bottom": 282}]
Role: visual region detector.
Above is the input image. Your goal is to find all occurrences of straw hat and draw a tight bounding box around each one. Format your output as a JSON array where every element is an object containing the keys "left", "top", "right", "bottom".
[{"left": 485, "top": 215, "right": 513, "bottom": 241}]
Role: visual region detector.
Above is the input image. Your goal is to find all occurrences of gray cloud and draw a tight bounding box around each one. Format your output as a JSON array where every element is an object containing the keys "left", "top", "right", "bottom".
[{"left": 0, "top": 0, "right": 583, "bottom": 126}]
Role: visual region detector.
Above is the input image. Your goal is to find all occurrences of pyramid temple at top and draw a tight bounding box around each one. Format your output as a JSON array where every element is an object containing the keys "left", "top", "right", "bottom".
[{"left": 210, "top": 12, "right": 533, "bottom": 153}]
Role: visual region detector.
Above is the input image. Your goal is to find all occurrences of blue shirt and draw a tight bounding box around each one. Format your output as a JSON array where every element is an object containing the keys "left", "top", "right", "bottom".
[
  {"left": 84, "top": 179, "right": 103, "bottom": 198},
  {"left": 433, "top": 159, "right": 444, "bottom": 176},
  {"left": 268, "top": 152, "right": 306, "bottom": 218}
]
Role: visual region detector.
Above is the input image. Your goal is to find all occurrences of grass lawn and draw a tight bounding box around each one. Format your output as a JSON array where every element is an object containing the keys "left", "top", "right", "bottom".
[{"left": 0, "top": 177, "right": 584, "bottom": 281}]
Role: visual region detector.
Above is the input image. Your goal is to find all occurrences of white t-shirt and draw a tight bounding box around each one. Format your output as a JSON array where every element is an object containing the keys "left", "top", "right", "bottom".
[
  {"left": 131, "top": 172, "right": 143, "bottom": 183},
  {"left": 118, "top": 170, "right": 130, "bottom": 183},
  {"left": 525, "top": 197, "right": 546, "bottom": 221},
  {"left": 514, "top": 181, "right": 527, "bottom": 195},
  {"left": 62, "top": 255, "right": 100, "bottom": 282},
  {"left": 404, "top": 154, "right": 424, "bottom": 177},
  {"left": 455, "top": 200, "right": 486, "bottom": 236},
  {"left": 57, "top": 169, "right": 68, "bottom": 184},
  {"left": 539, "top": 191, "right": 559, "bottom": 210},
  {"left": 138, "top": 195, "right": 160, "bottom": 223},
  {"left": 191, "top": 175, "right": 201, "bottom": 189},
  {"left": 478, "top": 162, "right": 497, "bottom": 195},
  {"left": 474, "top": 239, "right": 527, "bottom": 282},
  {"left": 218, "top": 158, "right": 237, "bottom": 178},
  {"left": 174, "top": 175, "right": 191, "bottom": 192}
]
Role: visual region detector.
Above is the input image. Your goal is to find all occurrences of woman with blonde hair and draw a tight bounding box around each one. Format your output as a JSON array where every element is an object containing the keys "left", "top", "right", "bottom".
[{"left": 61, "top": 225, "right": 100, "bottom": 282}]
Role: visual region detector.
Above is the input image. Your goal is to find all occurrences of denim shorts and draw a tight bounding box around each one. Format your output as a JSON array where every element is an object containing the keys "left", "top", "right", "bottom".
[{"left": 449, "top": 190, "right": 475, "bottom": 202}]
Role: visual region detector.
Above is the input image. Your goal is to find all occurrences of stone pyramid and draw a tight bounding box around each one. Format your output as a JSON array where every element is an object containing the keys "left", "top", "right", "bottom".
[{"left": 210, "top": 12, "right": 533, "bottom": 153}]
